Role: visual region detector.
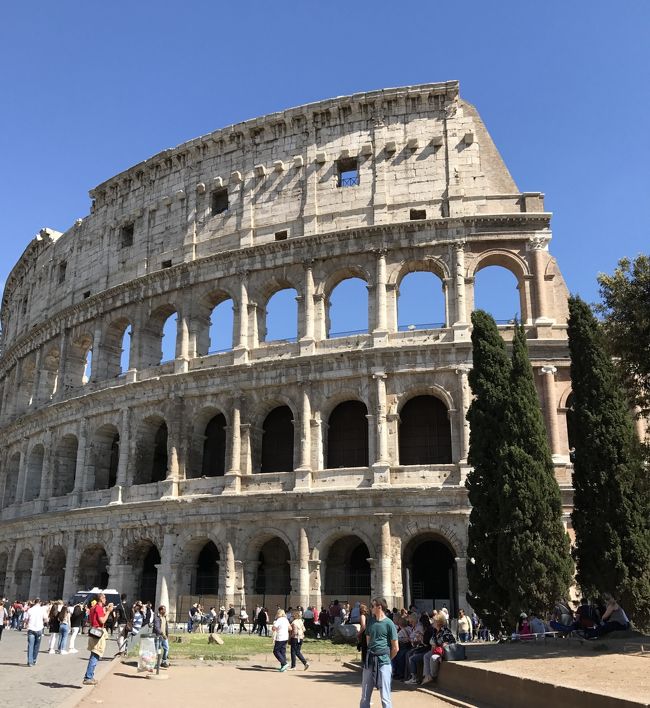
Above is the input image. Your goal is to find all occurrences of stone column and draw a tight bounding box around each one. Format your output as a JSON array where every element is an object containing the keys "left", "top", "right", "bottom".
[
  {"left": 73, "top": 419, "right": 88, "bottom": 496},
  {"left": 38, "top": 428, "right": 53, "bottom": 502},
  {"left": 297, "top": 526, "right": 310, "bottom": 608},
  {"left": 16, "top": 437, "right": 30, "bottom": 504},
  {"left": 527, "top": 236, "right": 553, "bottom": 325},
  {"left": 175, "top": 306, "right": 191, "bottom": 374},
  {"left": 312, "top": 413, "right": 324, "bottom": 472},
  {"left": 300, "top": 262, "right": 316, "bottom": 354},
  {"left": 224, "top": 396, "right": 242, "bottom": 494},
  {"left": 62, "top": 535, "right": 79, "bottom": 601},
  {"left": 455, "top": 556, "right": 469, "bottom": 615},
  {"left": 540, "top": 366, "right": 562, "bottom": 459},
  {"left": 309, "top": 559, "right": 322, "bottom": 612},
  {"left": 372, "top": 372, "right": 390, "bottom": 487},
  {"left": 379, "top": 517, "right": 392, "bottom": 602},
  {"left": 452, "top": 242, "right": 470, "bottom": 340},
  {"left": 457, "top": 366, "right": 471, "bottom": 464},
  {"left": 314, "top": 294, "right": 327, "bottom": 341},
  {"left": 30, "top": 348, "right": 43, "bottom": 406},
  {"left": 56, "top": 328, "right": 70, "bottom": 399},
  {"left": 233, "top": 274, "right": 249, "bottom": 364},
  {"left": 294, "top": 383, "right": 312, "bottom": 490},
  {"left": 163, "top": 398, "right": 184, "bottom": 498},
  {"left": 223, "top": 542, "right": 236, "bottom": 607},
  {"left": 155, "top": 533, "right": 176, "bottom": 611},
  {"left": 111, "top": 408, "right": 130, "bottom": 503},
  {"left": 29, "top": 551, "right": 43, "bottom": 599},
  {"left": 92, "top": 322, "right": 103, "bottom": 382},
  {"left": 373, "top": 250, "right": 389, "bottom": 344}
]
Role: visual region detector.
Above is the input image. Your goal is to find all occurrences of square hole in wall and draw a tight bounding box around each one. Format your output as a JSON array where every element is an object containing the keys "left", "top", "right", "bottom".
[
  {"left": 120, "top": 223, "right": 134, "bottom": 247},
  {"left": 83, "top": 291, "right": 91, "bottom": 299},
  {"left": 58, "top": 261, "right": 67, "bottom": 284},
  {"left": 211, "top": 188, "right": 229, "bottom": 215},
  {"left": 275, "top": 230, "right": 288, "bottom": 241},
  {"left": 410, "top": 209, "right": 427, "bottom": 221},
  {"left": 161, "top": 260, "right": 172, "bottom": 269},
  {"left": 337, "top": 157, "right": 359, "bottom": 187}
]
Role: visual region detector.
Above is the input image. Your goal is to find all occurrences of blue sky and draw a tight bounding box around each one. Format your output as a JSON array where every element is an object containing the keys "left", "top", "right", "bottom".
[{"left": 1, "top": 1, "right": 648, "bottom": 338}]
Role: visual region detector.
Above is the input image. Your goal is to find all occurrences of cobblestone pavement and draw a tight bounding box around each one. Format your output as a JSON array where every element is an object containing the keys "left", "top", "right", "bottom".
[{"left": 0, "top": 628, "right": 119, "bottom": 708}]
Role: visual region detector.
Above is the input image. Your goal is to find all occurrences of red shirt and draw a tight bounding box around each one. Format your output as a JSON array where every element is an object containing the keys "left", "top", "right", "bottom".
[{"left": 89, "top": 603, "right": 106, "bottom": 628}]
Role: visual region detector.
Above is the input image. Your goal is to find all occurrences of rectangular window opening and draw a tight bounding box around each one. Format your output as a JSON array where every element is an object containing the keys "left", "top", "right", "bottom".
[
  {"left": 410, "top": 209, "right": 427, "bottom": 221},
  {"left": 120, "top": 223, "right": 134, "bottom": 248},
  {"left": 83, "top": 291, "right": 91, "bottom": 299},
  {"left": 337, "top": 157, "right": 360, "bottom": 188},
  {"left": 161, "top": 260, "right": 172, "bottom": 269},
  {"left": 58, "top": 261, "right": 67, "bottom": 284},
  {"left": 211, "top": 188, "right": 229, "bottom": 215},
  {"left": 274, "top": 230, "right": 288, "bottom": 241}
]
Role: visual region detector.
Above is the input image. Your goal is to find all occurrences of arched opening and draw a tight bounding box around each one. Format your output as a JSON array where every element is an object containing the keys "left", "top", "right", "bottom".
[
  {"left": 91, "top": 424, "right": 120, "bottom": 490},
  {"left": 53, "top": 434, "right": 78, "bottom": 497},
  {"left": 192, "top": 541, "right": 220, "bottom": 595},
  {"left": 324, "top": 536, "right": 371, "bottom": 598},
  {"left": 255, "top": 538, "right": 291, "bottom": 598},
  {"left": 403, "top": 535, "right": 456, "bottom": 614},
  {"left": 68, "top": 334, "right": 94, "bottom": 388},
  {"left": 264, "top": 288, "right": 298, "bottom": 342},
  {"left": 327, "top": 401, "right": 369, "bottom": 468},
  {"left": 473, "top": 265, "right": 521, "bottom": 322},
  {"left": 14, "top": 549, "right": 33, "bottom": 599},
  {"left": 139, "top": 545, "right": 161, "bottom": 604},
  {"left": 134, "top": 417, "right": 168, "bottom": 485},
  {"left": 42, "top": 347, "right": 60, "bottom": 399},
  {"left": 103, "top": 318, "right": 132, "bottom": 378},
  {"left": 566, "top": 392, "right": 576, "bottom": 453},
  {"left": 328, "top": 277, "right": 368, "bottom": 338},
  {"left": 399, "top": 396, "right": 452, "bottom": 465},
  {"left": 261, "top": 406, "right": 294, "bottom": 472},
  {"left": 207, "top": 299, "right": 234, "bottom": 353},
  {"left": 77, "top": 545, "right": 109, "bottom": 589},
  {"left": 398, "top": 271, "right": 446, "bottom": 330},
  {"left": 0, "top": 553, "right": 8, "bottom": 597},
  {"left": 202, "top": 414, "right": 226, "bottom": 477},
  {"left": 140, "top": 305, "right": 177, "bottom": 368},
  {"left": 42, "top": 546, "right": 66, "bottom": 599},
  {"left": 2, "top": 452, "right": 21, "bottom": 507},
  {"left": 25, "top": 444, "right": 44, "bottom": 502}
]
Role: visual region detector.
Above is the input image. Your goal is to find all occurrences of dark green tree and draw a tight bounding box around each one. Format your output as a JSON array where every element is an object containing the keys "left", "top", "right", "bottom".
[
  {"left": 465, "top": 310, "right": 512, "bottom": 631},
  {"left": 597, "top": 255, "right": 650, "bottom": 418},
  {"left": 567, "top": 296, "right": 650, "bottom": 629},
  {"left": 496, "top": 324, "right": 573, "bottom": 626}
]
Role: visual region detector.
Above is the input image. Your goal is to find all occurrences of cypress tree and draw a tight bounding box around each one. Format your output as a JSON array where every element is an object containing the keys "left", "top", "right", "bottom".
[
  {"left": 567, "top": 296, "right": 650, "bottom": 629},
  {"left": 465, "top": 310, "right": 511, "bottom": 631},
  {"left": 497, "top": 324, "right": 573, "bottom": 626}
]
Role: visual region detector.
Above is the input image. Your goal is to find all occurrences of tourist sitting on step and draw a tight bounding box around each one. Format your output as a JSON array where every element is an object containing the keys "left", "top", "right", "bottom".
[
  {"left": 420, "top": 612, "right": 457, "bottom": 685},
  {"left": 593, "top": 594, "right": 630, "bottom": 637}
]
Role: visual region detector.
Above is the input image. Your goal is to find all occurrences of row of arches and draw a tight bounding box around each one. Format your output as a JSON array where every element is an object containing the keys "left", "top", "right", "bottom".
[
  {"left": 1, "top": 395, "right": 453, "bottom": 506},
  {"left": 2, "top": 262, "right": 524, "bottom": 417},
  {"left": 0, "top": 532, "right": 458, "bottom": 613}
]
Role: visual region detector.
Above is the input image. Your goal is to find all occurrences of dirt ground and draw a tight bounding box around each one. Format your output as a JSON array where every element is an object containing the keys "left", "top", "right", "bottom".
[{"left": 462, "top": 636, "right": 650, "bottom": 703}]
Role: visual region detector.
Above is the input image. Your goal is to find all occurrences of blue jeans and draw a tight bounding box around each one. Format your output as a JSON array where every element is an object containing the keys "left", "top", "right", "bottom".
[
  {"left": 360, "top": 662, "right": 392, "bottom": 708},
  {"left": 155, "top": 636, "right": 169, "bottom": 662},
  {"left": 273, "top": 640, "right": 287, "bottom": 667},
  {"left": 290, "top": 638, "right": 307, "bottom": 667},
  {"left": 58, "top": 623, "right": 69, "bottom": 651},
  {"left": 85, "top": 652, "right": 100, "bottom": 680},
  {"left": 27, "top": 630, "right": 43, "bottom": 665}
]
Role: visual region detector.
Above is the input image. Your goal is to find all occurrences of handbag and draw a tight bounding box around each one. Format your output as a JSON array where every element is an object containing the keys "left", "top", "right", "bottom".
[
  {"left": 88, "top": 626, "right": 104, "bottom": 639},
  {"left": 442, "top": 643, "right": 466, "bottom": 661}
]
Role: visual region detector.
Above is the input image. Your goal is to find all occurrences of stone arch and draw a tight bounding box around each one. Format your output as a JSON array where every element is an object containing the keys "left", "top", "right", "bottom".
[
  {"left": 242, "top": 527, "right": 296, "bottom": 564},
  {"left": 394, "top": 260, "right": 449, "bottom": 330},
  {"left": 41, "top": 545, "right": 66, "bottom": 600},
  {"left": 77, "top": 544, "right": 109, "bottom": 589},
  {"left": 52, "top": 433, "right": 78, "bottom": 497},
  {"left": 123, "top": 538, "right": 161, "bottom": 603},
  {"left": 323, "top": 534, "right": 371, "bottom": 598},
  {"left": 90, "top": 424, "right": 120, "bottom": 490},
  {"left": 2, "top": 451, "right": 21, "bottom": 507},
  {"left": 259, "top": 278, "right": 299, "bottom": 343},
  {"left": 326, "top": 274, "right": 371, "bottom": 338},
  {"left": 393, "top": 384, "right": 455, "bottom": 416},
  {"left": 24, "top": 443, "right": 44, "bottom": 502},
  {"left": 14, "top": 548, "right": 34, "bottom": 599},
  {"left": 140, "top": 303, "right": 178, "bottom": 368},
  {"left": 254, "top": 536, "right": 291, "bottom": 597},
  {"left": 326, "top": 400, "right": 369, "bottom": 469},
  {"left": 134, "top": 415, "right": 168, "bottom": 485},
  {"left": 260, "top": 405, "right": 295, "bottom": 473},
  {"left": 103, "top": 315, "right": 133, "bottom": 378},
  {"left": 389, "top": 257, "right": 450, "bottom": 286},
  {"left": 402, "top": 531, "right": 458, "bottom": 613},
  {"left": 192, "top": 540, "right": 221, "bottom": 596},
  {"left": 188, "top": 405, "right": 229, "bottom": 479},
  {"left": 319, "top": 265, "right": 373, "bottom": 298},
  {"left": 195, "top": 288, "right": 237, "bottom": 357},
  {"left": 471, "top": 250, "right": 530, "bottom": 323},
  {"left": 397, "top": 394, "right": 453, "bottom": 465}
]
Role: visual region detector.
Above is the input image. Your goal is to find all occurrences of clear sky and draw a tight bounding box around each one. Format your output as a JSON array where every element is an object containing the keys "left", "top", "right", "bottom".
[{"left": 1, "top": 1, "right": 648, "bottom": 331}]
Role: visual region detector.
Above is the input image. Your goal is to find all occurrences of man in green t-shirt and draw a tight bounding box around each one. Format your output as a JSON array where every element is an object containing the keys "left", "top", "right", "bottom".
[{"left": 360, "top": 597, "right": 398, "bottom": 708}]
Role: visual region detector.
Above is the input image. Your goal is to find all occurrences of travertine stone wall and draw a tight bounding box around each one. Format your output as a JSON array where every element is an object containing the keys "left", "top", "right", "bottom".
[{"left": 0, "top": 82, "right": 575, "bottom": 616}]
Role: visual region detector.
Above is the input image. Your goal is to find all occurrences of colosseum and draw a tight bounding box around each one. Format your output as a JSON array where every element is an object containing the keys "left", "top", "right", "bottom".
[{"left": 0, "top": 81, "right": 575, "bottom": 619}]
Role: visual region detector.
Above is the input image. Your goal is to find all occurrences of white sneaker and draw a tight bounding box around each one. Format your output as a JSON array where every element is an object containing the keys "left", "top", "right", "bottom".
[
  {"left": 60, "top": 650, "right": 68, "bottom": 655},
  {"left": 48, "top": 649, "right": 55, "bottom": 654},
  {"left": 69, "top": 648, "right": 79, "bottom": 653},
  {"left": 404, "top": 678, "right": 419, "bottom": 685}
]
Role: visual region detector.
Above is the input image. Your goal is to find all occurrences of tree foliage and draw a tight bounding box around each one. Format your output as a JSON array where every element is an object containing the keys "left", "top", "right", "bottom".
[
  {"left": 597, "top": 255, "right": 650, "bottom": 418},
  {"left": 466, "top": 312, "right": 572, "bottom": 631},
  {"left": 567, "top": 296, "right": 650, "bottom": 629}
]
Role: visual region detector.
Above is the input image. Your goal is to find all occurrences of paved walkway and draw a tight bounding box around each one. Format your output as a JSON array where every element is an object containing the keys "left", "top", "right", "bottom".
[
  {"left": 76, "top": 655, "right": 456, "bottom": 708},
  {"left": 0, "top": 627, "right": 119, "bottom": 708}
]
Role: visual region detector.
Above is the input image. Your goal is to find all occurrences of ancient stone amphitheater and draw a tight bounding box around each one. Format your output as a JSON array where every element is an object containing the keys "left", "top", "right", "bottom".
[{"left": 0, "top": 82, "right": 574, "bottom": 619}]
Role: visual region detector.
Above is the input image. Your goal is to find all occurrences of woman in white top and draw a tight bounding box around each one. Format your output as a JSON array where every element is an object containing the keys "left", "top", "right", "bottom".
[
  {"left": 271, "top": 608, "right": 290, "bottom": 671},
  {"left": 289, "top": 610, "right": 310, "bottom": 670}
]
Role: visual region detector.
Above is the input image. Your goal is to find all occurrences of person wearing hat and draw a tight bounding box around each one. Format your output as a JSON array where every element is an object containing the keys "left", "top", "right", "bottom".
[{"left": 217, "top": 606, "right": 227, "bottom": 633}]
